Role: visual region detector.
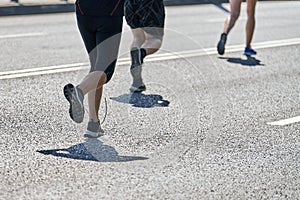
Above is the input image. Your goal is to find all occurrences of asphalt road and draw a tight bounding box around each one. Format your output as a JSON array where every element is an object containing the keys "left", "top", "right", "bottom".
[{"left": 0, "top": 1, "right": 299, "bottom": 199}]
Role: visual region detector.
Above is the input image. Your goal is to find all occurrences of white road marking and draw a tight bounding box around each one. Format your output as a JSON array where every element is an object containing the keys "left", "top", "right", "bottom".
[
  {"left": 267, "top": 116, "right": 300, "bottom": 126},
  {"left": 0, "top": 66, "right": 88, "bottom": 80},
  {"left": 206, "top": 17, "right": 247, "bottom": 23},
  {"left": 0, "top": 63, "right": 87, "bottom": 76},
  {"left": 0, "top": 37, "right": 300, "bottom": 80},
  {"left": 0, "top": 32, "right": 47, "bottom": 39}
]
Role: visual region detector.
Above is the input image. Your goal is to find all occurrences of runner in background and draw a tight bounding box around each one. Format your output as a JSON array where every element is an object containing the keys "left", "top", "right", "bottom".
[
  {"left": 217, "top": 0, "right": 257, "bottom": 56},
  {"left": 124, "top": 0, "right": 166, "bottom": 92}
]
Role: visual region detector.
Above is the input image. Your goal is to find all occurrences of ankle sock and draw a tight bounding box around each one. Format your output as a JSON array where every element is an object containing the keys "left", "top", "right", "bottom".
[{"left": 140, "top": 48, "right": 147, "bottom": 61}]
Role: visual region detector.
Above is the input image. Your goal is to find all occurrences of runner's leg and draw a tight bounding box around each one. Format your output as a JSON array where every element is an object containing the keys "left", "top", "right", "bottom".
[
  {"left": 141, "top": 31, "right": 163, "bottom": 55},
  {"left": 131, "top": 28, "right": 146, "bottom": 48},
  {"left": 223, "top": 0, "right": 243, "bottom": 34},
  {"left": 246, "top": 0, "right": 257, "bottom": 48}
]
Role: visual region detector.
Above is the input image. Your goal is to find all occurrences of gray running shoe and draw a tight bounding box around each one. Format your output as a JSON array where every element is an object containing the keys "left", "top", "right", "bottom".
[
  {"left": 130, "top": 83, "right": 146, "bottom": 93},
  {"left": 84, "top": 121, "right": 104, "bottom": 138},
  {"left": 130, "top": 48, "right": 146, "bottom": 93},
  {"left": 63, "top": 83, "right": 84, "bottom": 123},
  {"left": 217, "top": 33, "right": 227, "bottom": 55}
]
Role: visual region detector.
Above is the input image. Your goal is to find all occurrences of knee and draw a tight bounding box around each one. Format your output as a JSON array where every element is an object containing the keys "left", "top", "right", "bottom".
[
  {"left": 148, "top": 36, "right": 163, "bottom": 46},
  {"left": 247, "top": 12, "right": 255, "bottom": 20},
  {"left": 88, "top": 70, "right": 108, "bottom": 84},
  {"left": 247, "top": 8, "right": 256, "bottom": 19},
  {"left": 98, "top": 72, "right": 108, "bottom": 85},
  {"left": 133, "top": 34, "right": 146, "bottom": 44},
  {"left": 153, "top": 37, "right": 163, "bottom": 46}
]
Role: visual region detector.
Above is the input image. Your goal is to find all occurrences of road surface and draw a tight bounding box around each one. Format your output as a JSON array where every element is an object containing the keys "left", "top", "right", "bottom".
[{"left": 0, "top": 1, "right": 299, "bottom": 199}]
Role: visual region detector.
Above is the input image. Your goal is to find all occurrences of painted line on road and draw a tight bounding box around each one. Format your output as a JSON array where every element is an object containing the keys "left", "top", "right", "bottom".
[
  {"left": 0, "top": 63, "right": 88, "bottom": 76},
  {"left": 0, "top": 32, "right": 47, "bottom": 39},
  {"left": 0, "top": 37, "right": 300, "bottom": 80},
  {"left": 206, "top": 17, "right": 247, "bottom": 23},
  {"left": 267, "top": 116, "right": 300, "bottom": 126},
  {"left": 0, "top": 66, "right": 88, "bottom": 80}
]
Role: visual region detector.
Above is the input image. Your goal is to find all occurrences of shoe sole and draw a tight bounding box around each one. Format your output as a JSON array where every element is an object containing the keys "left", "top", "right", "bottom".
[
  {"left": 244, "top": 52, "right": 257, "bottom": 56},
  {"left": 63, "top": 84, "right": 84, "bottom": 123},
  {"left": 130, "top": 85, "right": 146, "bottom": 93},
  {"left": 84, "top": 130, "right": 104, "bottom": 138},
  {"left": 217, "top": 40, "right": 225, "bottom": 55}
]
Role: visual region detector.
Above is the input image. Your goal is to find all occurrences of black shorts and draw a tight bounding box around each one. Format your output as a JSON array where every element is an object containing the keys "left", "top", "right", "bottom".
[
  {"left": 124, "top": 0, "right": 165, "bottom": 38},
  {"left": 76, "top": 14, "right": 123, "bottom": 83}
]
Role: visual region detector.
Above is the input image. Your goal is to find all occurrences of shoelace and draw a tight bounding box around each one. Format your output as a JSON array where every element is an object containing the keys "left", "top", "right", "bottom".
[{"left": 101, "top": 97, "right": 108, "bottom": 125}]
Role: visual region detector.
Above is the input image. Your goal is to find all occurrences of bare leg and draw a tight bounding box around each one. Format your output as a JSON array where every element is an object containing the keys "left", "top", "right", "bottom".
[
  {"left": 246, "top": 0, "right": 257, "bottom": 47},
  {"left": 131, "top": 28, "right": 146, "bottom": 48},
  {"left": 77, "top": 71, "right": 107, "bottom": 122},
  {"left": 77, "top": 71, "right": 107, "bottom": 95},
  {"left": 88, "top": 86, "right": 103, "bottom": 122},
  {"left": 223, "top": 0, "right": 243, "bottom": 34},
  {"left": 131, "top": 28, "right": 163, "bottom": 55},
  {"left": 129, "top": 28, "right": 163, "bottom": 92},
  {"left": 141, "top": 32, "right": 163, "bottom": 55}
]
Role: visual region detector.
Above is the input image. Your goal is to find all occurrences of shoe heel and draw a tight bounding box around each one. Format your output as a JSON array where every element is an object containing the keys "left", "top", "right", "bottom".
[{"left": 63, "top": 84, "right": 74, "bottom": 101}]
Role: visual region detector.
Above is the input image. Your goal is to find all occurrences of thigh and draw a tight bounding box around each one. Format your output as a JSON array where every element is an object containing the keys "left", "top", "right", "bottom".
[
  {"left": 246, "top": 0, "right": 257, "bottom": 15},
  {"left": 131, "top": 28, "right": 146, "bottom": 39},
  {"left": 143, "top": 27, "right": 164, "bottom": 39},
  {"left": 229, "top": 0, "right": 243, "bottom": 15},
  {"left": 94, "top": 17, "right": 123, "bottom": 82},
  {"left": 76, "top": 14, "right": 97, "bottom": 68},
  {"left": 76, "top": 14, "right": 97, "bottom": 54}
]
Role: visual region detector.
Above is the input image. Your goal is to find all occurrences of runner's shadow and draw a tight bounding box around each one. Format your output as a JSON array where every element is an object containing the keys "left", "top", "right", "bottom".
[
  {"left": 110, "top": 93, "right": 170, "bottom": 108},
  {"left": 220, "top": 55, "right": 264, "bottom": 67},
  {"left": 37, "top": 138, "right": 148, "bottom": 162}
]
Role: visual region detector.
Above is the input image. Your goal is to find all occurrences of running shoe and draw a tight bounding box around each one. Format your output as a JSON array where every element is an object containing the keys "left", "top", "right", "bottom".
[
  {"left": 130, "top": 84, "right": 146, "bottom": 93},
  {"left": 244, "top": 47, "right": 257, "bottom": 56},
  {"left": 130, "top": 65, "right": 146, "bottom": 93},
  {"left": 217, "top": 33, "right": 227, "bottom": 55},
  {"left": 130, "top": 48, "right": 146, "bottom": 93},
  {"left": 84, "top": 120, "right": 104, "bottom": 138},
  {"left": 63, "top": 83, "right": 84, "bottom": 123}
]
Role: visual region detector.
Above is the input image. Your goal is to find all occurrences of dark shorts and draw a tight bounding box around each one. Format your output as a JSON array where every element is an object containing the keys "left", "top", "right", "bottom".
[
  {"left": 76, "top": 14, "right": 123, "bottom": 83},
  {"left": 124, "top": 0, "right": 165, "bottom": 38}
]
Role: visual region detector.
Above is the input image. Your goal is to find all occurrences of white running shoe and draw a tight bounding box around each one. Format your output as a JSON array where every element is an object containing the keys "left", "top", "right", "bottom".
[
  {"left": 84, "top": 121, "right": 104, "bottom": 138},
  {"left": 63, "top": 83, "right": 84, "bottom": 123}
]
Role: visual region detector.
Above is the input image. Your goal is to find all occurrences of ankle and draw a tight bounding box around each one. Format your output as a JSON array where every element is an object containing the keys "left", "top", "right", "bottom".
[
  {"left": 76, "top": 86, "right": 85, "bottom": 96},
  {"left": 89, "top": 118, "right": 99, "bottom": 123},
  {"left": 140, "top": 48, "right": 147, "bottom": 60}
]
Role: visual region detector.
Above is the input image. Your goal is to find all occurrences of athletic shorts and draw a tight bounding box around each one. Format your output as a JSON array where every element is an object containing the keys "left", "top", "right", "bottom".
[
  {"left": 76, "top": 14, "right": 123, "bottom": 83},
  {"left": 124, "top": 0, "right": 165, "bottom": 38}
]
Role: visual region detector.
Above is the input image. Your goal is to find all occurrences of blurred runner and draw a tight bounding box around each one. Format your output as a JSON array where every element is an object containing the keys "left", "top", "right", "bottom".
[
  {"left": 125, "top": 0, "right": 166, "bottom": 92},
  {"left": 217, "top": 0, "right": 257, "bottom": 56}
]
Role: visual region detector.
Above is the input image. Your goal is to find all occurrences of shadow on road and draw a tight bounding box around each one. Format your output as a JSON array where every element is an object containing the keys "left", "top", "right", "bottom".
[
  {"left": 110, "top": 93, "right": 170, "bottom": 108},
  {"left": 37, "top": 138, "right": 148, "bottom": 162},
  {"left": 210, "top": 0, "right": 230, "bottom": 13},
  {"left": 220, "top": 55, "right": 264, "bottom": 67}
]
